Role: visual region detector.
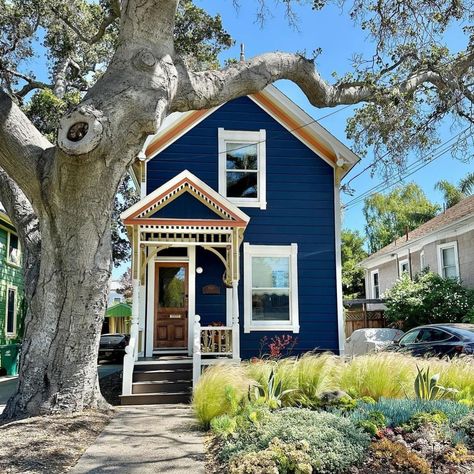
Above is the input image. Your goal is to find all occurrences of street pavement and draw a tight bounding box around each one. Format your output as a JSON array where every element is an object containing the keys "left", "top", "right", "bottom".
[{"left": 0, "top": 362, "right": 122, "bottom": 414}]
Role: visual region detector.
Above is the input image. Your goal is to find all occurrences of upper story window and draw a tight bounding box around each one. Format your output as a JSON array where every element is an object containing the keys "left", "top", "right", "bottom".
[
  {"left": 7, "top": 232, "right": 20, "bottom": 266},
  {"left": 243, "top": 243, "right": 299, "bottom": 333},
  {"left": 218, "top": 128, "right": 266, "bottom": 209},
  {"left": 437, "top": 242, "right": 459, "bottom": 279},
  {"left": 371, "top": 270, "right": 380, "bottom": 299},
  {"left": 398, "top": 259, "right": 409, "bottom": 276}
]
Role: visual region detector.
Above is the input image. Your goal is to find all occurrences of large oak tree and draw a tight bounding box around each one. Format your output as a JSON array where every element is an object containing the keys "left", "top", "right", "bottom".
[{"left": 0, "top": 0, "right": 473, "bottom": 419}]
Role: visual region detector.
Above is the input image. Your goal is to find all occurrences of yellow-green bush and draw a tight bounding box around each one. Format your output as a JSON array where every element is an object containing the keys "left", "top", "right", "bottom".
[{"left": 192, "top": 363, "right": 252, "bottom": 427}]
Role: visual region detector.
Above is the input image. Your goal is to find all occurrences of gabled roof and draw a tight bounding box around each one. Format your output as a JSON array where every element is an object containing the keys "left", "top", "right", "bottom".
[
  {"left": 106, "top": 303, "right": 132, "bottom": 318},
  {"left": 121, "top": 170, "right": 250, "bottom": 227},
  {"left": 142, "top": 85, "right": 359, "bottom": 176},
  {"left": 362, "top": 195, "right": 474, "bottom": 265}
]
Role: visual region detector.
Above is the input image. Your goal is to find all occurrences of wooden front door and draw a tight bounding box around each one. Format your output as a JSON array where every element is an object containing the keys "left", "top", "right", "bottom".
[{"left": 155, "top": 262, "right": 188, "bottom": 349}]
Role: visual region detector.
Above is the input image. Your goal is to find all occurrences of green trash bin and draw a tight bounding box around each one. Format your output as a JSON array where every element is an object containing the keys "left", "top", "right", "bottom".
[{"left": 0, "top": 344, "right": 20, "bottom": 376}]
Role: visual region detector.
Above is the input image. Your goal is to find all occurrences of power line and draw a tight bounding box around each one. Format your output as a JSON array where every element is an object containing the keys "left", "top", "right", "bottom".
[{"left": 343, "top": 128, "right": 470, "bottom": 210}]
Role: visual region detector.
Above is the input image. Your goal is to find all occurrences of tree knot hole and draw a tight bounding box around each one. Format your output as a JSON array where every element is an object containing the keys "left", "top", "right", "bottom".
[{"left": 67, "top": 122, "right": 89, "bottom": 142}]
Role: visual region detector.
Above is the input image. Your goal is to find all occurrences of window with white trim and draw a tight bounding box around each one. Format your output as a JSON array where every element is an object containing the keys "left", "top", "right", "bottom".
[
  {"left": 398, "top": 259, "right": 409, "bottom": 276},
  {"left": 420, "top": 251, "right": 425, "bottom": 270},
  {"left": 7, "top": 232, "right": 20, "bottom": 266},
  {"left": 371, "top": 270, "right": 380, "bottom": 299},
  {"left": 244, "top": 244, "right": 299, "bottom": 333},
  {"left": 218, "top": 128, "right": 266, "bottom": 209},
  {"left": 437, "top": 242, "right": 459, "bottom": 279},
  {"left": 5, "top": 286, "right": 17, "bottom": 335}
]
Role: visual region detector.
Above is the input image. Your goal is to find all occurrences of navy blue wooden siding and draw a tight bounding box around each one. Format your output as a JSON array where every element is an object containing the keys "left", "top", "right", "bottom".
[{"left": 147, "top": 96, "right": 339, "bottom": 356}]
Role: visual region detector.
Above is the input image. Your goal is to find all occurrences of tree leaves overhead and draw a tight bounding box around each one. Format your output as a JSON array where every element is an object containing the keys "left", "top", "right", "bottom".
[
  {"left": 0, "top": 0, "right": 233, "bottom": 103},
  {"left": 363, "top": 183, "right": 440, "bottom": 253}
]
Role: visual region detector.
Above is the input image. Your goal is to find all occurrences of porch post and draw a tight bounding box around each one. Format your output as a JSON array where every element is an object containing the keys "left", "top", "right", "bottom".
[{"left": 231, "top": 280, "right": 240, "bottom": 360}]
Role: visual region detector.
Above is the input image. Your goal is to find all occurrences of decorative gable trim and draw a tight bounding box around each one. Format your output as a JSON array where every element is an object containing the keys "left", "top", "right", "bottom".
[
  {"left": 121, "top": 170, "right": 250, "bottom": 227},
  {"left": 143, "top": 85, "right": 359, "bottom": 176}
]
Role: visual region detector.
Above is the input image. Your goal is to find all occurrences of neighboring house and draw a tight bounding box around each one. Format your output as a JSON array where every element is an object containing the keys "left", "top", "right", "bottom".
[
  {"left": 361, "top": 195, "right": 474, "bottom": 298},
  {"left": 122, "top": 85, "right": 359, "bottom": 361},
  {"left": 108, "top": 279, "right": 125, "bottom": 307},
  {"left": 0, "top": 207, "right": 24, "bottom": 344}
]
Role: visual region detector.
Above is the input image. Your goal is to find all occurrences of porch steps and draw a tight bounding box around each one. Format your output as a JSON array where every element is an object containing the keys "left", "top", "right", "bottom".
[{"left": 121, "top": 357, "right": 193, "bottom": 405}]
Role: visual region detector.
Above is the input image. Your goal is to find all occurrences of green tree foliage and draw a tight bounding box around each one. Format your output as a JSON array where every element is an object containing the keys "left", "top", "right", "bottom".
[
  {"left": 435, "top": 172, "right": 474, "bottom": 208},
  {"left": 341, "top": 229, "right": 367, "bottom": 298},
  {"left": 363, "top": 183, "right": 440, "bottom": 254},
  {"left": 384, "top": 272, "right": 474, "bottom": 330}
]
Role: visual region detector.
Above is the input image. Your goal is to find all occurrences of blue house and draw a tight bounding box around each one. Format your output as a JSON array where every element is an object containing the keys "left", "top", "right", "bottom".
[{"left": 121, "top": 85, "right": 358, "bottom": 400}]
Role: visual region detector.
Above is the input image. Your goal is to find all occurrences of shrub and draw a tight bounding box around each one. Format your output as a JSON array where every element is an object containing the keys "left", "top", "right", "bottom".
[
  {"left": 454, "top": 413, "right": 474, "bottom": 448},
  {"left": 350, "top": 398, "right": 470, "bottom": 428},
  {"left": 356, "top": 411, "right": 387, "bottom": 436},
  {"left": 229, "top": 438, "right": 312, "bottom": 474},
  {"left": 192, "top": 364, "right": 251, "bottom": 428},
  {"left": 371, "top": 438, "right": 431, "bottom": 474},
  {"left": 384, "top": 271, "right": 474, "bottom": 330},
  {"left": 401, "top": 411, "right": 448, "bottom": 432},
  {"left": 220, "top": 408, "right": 370, "bottom": 473}
]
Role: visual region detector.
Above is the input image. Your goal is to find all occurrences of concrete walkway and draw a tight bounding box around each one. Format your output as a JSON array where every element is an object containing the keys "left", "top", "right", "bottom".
[{"left": 71, "top": 405, "right": 206, "bottom": 474}]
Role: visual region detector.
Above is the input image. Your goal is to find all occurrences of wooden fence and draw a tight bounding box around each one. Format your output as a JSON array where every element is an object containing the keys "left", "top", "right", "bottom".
[{"left": 344, "top": 299, "right": 386, "bottom": 338}]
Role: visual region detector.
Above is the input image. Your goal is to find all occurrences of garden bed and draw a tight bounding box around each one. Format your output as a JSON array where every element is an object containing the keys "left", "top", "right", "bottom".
[{"left": 193, "top": 353, "right": 474, "bottom": 473}]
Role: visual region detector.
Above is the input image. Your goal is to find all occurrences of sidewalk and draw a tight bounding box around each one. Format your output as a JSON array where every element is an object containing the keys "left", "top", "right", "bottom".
[{"left": 71, "top": 405, "right": 206, "bottom": 474}]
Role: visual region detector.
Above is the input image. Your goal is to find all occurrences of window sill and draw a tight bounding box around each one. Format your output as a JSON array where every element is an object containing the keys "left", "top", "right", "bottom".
[
  {"left": 227, "top": 199, "right": 267, "bottom": 210},
  {"left": 5, "top": 259, "right": 21, "bottom": 269},
  {"left": 244, "top": 324, "right": 299, "bottom": 334}
]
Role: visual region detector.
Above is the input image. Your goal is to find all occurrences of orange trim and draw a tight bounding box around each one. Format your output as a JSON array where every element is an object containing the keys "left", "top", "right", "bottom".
[
  {"left": 145, "top": 109, "right": 209, "bottom": 157},
  {"left": 123, "top": 218, "right": 246, "bottom": 227},
  {"left": 125, "top": 177, "right": 245, "bottom": 223},
  {"left": 251, "top": 92, "right": 336, "bottom": 163}
]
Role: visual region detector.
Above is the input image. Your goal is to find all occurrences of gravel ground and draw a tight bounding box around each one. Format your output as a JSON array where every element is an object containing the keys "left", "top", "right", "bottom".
[
  {"left": 0, "top": 410, "right": 113, "bottom": 473},
  {"left": 0, "top": 373, "right": 122, "bottom": 473}
]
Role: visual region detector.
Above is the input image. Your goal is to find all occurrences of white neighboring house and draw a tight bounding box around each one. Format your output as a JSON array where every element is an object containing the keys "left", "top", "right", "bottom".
[
  {"left": 108, "top": 279, "right": 125, "bottom": 307},
  {"left": 361, "top": 195, "right": 474, "bottom": 298}
]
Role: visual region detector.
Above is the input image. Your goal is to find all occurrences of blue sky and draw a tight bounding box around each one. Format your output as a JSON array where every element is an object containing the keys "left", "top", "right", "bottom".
[{"left": 197, "top": 1, "right": 473, "bottom": 233}]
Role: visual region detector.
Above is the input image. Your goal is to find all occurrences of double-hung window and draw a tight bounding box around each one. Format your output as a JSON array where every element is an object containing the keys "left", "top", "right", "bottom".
[
  {"left": 244, "top": 244, "right": 299, "bottom": 333},
  {"left": 437, "top": 242, "right": 459, "bottom": 279},
  {"left": 5, "top": 286, "right": 17, "bottom": 336},
  {"left": 7, "top": 232, "right": 20, "bottom": 266},
  {"left": 398, "top": 259, "right": 409, "bottom": 276},
  {"left": 218, "top": 128, "right": 266, "bottom": 209},
  {"left": 371, "top": 270, "right": 380, "bottom": 299}
]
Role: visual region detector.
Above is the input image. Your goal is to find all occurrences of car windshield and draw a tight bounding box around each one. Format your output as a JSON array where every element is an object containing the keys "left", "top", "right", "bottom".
[{"left": 101, "top": 335, "right": 125, "bottom": 343}]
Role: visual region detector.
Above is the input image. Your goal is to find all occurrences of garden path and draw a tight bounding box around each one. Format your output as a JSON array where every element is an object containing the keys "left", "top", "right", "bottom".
[{"left": 71, "top": 404, "right": 205, "bottom": 473}]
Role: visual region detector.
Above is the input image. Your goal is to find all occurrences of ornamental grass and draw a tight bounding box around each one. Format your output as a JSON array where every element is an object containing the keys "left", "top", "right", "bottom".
[{"left": 192, "top": 353, "right": 474, "bottom": 425}]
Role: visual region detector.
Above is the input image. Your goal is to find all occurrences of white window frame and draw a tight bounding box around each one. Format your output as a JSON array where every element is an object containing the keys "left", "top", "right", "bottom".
[
  {"left": 218, "top": 128, "right": 267, "bottom": 209},
  {"left": 370, "top": 269, "right": 380, "bottom": 299},
  {"left": 398, "top": 258, "right": 409, "bottom": 276},
  {"left": 437, "top": 241, "right": 460, "bottom": 279},
  {"left": 5, "top": 285, "right": 17, "bottom": 336},
  {"left": 6, "top": 231, "right": 21, "bottom": 267},
  {"left": 420, "top": 251, "right": 425, "bottom": 270},
  {"left": 243, "top": 243, "right": 299, "bottom": 333}
]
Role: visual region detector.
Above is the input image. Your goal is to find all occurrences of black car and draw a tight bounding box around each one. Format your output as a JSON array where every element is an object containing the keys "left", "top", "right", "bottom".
[
  {"left": 98, "top": 333, "right": 130, "bottom": 361},
  {"left": 386, "top": 323, "right": 474, "bottom": 357}
]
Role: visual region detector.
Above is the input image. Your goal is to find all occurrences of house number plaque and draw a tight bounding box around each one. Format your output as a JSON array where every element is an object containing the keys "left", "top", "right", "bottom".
[{"left": 169, "top": 314, "right": 182, "bottom": 319}]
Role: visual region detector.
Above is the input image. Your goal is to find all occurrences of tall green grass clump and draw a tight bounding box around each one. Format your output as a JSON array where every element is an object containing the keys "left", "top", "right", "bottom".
[
  {"left": 338, "top": 353, "right": 416, "bottom": 399},
  {"left": 192, "top": 363, "right": 251, "bottom": 428}
]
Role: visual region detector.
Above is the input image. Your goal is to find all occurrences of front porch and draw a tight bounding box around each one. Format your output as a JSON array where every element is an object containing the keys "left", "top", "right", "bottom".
[{"left": 120, "top": 171, "right": 250, "bottom": 399}]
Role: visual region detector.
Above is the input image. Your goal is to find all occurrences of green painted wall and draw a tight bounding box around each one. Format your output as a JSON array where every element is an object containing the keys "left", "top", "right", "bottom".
[{"left": 0, "top": 216, "right": 24, "bottom": 345}]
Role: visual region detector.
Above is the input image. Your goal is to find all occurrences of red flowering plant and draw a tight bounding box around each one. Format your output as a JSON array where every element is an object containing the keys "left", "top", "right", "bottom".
[{"left": 255, "top": 334, "right": 298, "bottom": 360}]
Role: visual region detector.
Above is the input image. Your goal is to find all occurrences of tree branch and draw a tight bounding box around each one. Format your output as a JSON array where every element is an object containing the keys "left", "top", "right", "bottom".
[
  {"left": 172, "top": 49, "right": 474, "bottom": 112},
  {"left": 0, "top": 168, "right": 41, "bottom": 300},
  {"left": 4, "top": 68, "right": 52, "bottom": 98},
  {"left": 0, "top": 91, "right": 53, "bottom": 200}
]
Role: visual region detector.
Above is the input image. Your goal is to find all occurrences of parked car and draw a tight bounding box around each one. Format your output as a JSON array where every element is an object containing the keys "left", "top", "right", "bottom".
[
  {"left": 98, "top": 333, "right": 130, "bottom": 361},
  {"left": 386, "top": 323, "right": 474, "bottom": 357},
  {"left": 345, "top": 328, "right": 404, "bottom": 357}
]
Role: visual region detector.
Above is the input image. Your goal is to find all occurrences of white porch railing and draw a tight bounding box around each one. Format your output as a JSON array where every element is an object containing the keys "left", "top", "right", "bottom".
[{"left": 193, "top": 314, "right": 240, "bottom": 387}]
